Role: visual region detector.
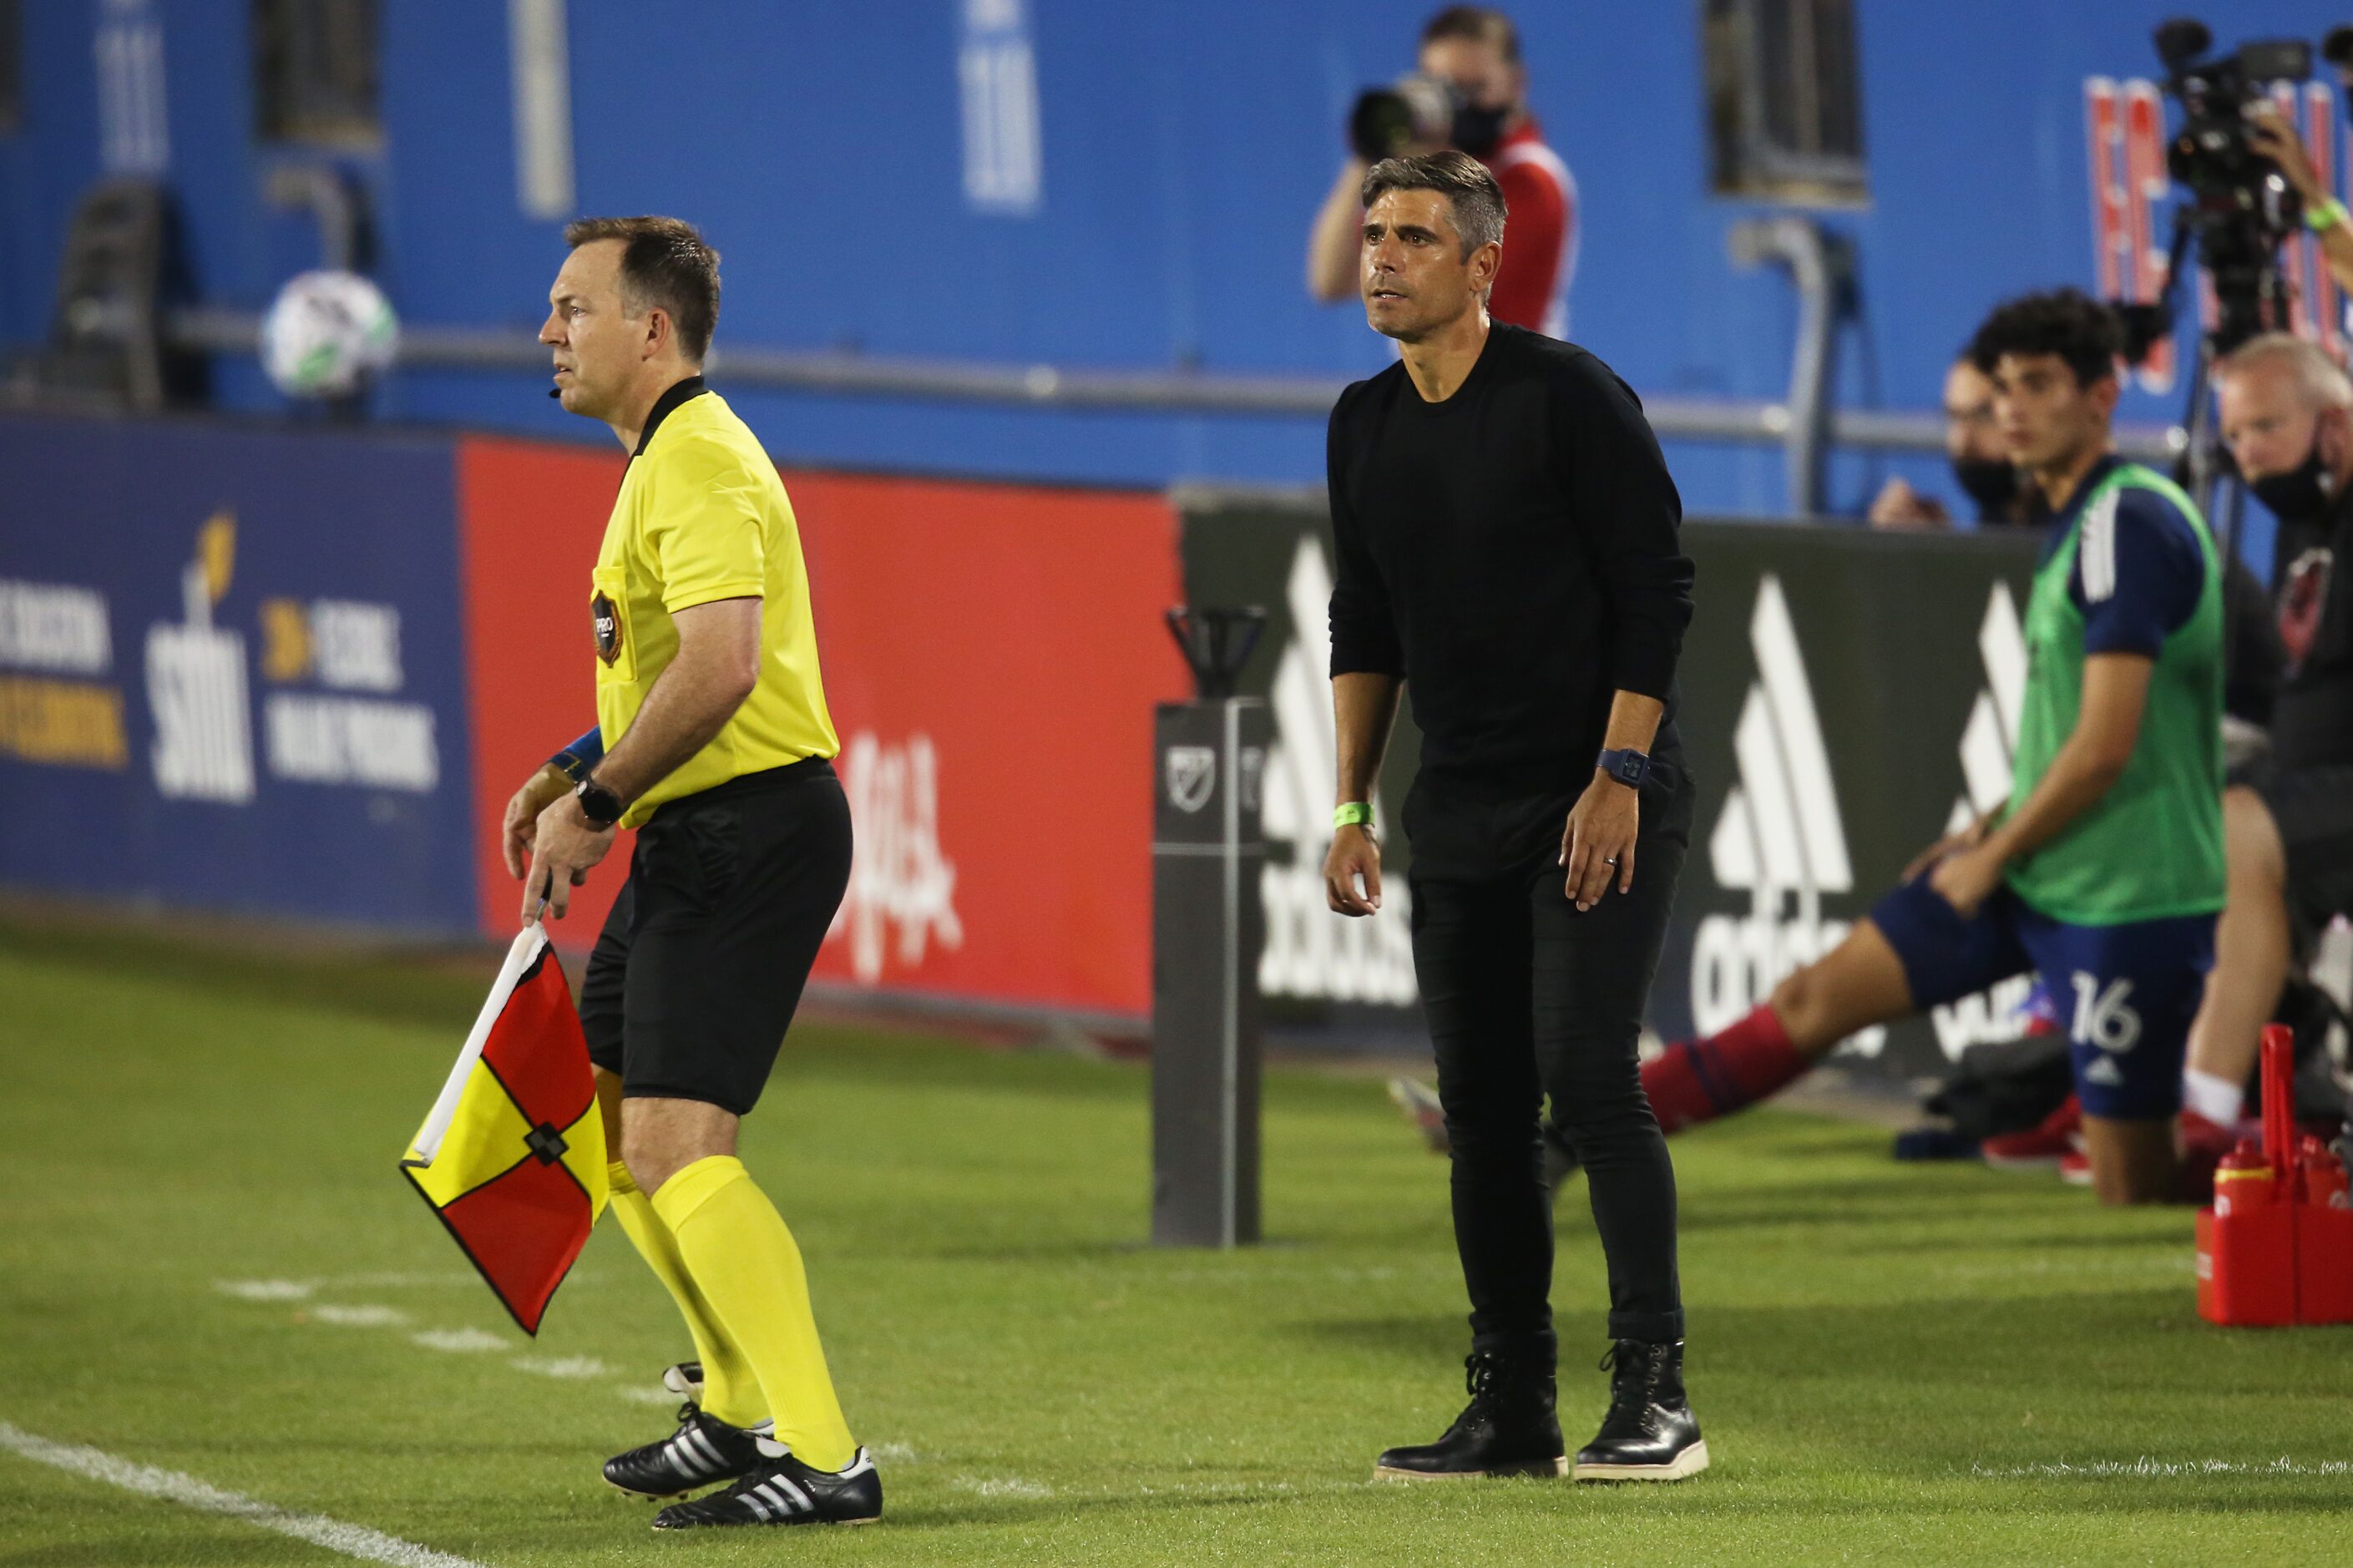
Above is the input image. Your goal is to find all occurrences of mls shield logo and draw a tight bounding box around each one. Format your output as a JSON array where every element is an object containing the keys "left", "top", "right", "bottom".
[
  {"left": 590, "top": 591, "right": 622, "bottom": 666},
  {"left": 1166, "top": 745, "right": 1216, "bottom": 813}
]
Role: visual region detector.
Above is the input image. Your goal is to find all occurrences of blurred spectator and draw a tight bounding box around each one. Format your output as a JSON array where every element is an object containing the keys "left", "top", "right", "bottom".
[
  {"left": 1866, "top": 355, "right": 2029, "bottom": 529},
  {"left": 2189, "top": 335, "right": 2353, "bottom": 1131},
  {"left": 1307, "top": 8, "right": 1576, "bottom": 336}
]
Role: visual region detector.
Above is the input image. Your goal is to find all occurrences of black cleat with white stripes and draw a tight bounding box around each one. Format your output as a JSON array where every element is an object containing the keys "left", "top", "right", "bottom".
[
  {"left": 650, "top": 1447, "right": 883, "bottom": 1530},
  {"left": 602, "top": 1394, "right": 762, "bottom": 1500}
]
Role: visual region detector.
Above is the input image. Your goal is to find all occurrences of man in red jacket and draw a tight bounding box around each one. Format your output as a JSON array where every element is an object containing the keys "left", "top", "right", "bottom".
[{"left": 1308, "top": 7, "right": 1576, "bottom": 337}]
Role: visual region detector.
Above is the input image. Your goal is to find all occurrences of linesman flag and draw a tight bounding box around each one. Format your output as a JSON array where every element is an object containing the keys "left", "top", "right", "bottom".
[{"left": 399, "top": 923, "right": 608, "bottom": 1334}]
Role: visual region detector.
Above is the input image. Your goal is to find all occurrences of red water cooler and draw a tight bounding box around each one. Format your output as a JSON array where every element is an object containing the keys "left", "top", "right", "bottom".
[{"left": 2194, "top": 1025, "right": 2353, "bottom": 1327}]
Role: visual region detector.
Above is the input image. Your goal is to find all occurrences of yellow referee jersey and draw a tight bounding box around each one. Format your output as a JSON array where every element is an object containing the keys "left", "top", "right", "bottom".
[{"left": 590, "top": 378, "right": 837, "bottom": 827}]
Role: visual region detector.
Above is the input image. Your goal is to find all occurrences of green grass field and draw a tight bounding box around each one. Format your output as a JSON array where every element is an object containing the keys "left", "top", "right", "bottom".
[{"left": 3, "top": 908, "right": 2350, "bottom": 1566}]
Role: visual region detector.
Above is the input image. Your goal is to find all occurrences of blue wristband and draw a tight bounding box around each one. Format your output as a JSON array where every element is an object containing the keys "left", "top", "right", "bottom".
[{"left": 549, "top": 724, "right": 604, "bottom": 781}]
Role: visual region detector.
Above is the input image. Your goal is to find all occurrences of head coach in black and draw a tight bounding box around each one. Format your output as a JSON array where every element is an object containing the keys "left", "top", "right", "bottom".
[{"left": 1322, "top": 152, "right": 1705, "bottom": 1484}]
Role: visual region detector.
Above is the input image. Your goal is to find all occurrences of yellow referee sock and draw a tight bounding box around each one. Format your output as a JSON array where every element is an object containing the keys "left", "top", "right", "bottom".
[
  {"left": 652, "top": 1155, "right": 856, "bottom": 1472},
  {"left": 605, "top": 1161, "right": 767, "bottom": 1431}
]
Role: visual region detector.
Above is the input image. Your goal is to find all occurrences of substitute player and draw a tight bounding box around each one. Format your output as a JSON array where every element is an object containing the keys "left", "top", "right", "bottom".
[
  {"left": 1324, "top": 151, "right": 1703, "bottom": 1482},
  {"left": 501, "top": 215, "right": 880, "bottom": 1530},
  {"left": 1642, "top": 290, "right": 2224, "bottom": 1206}
]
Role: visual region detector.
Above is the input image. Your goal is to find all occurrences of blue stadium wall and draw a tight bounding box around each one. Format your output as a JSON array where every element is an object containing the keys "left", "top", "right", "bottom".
[{"left": 0, "top": 1, "right": 2344, "bottom": 515}]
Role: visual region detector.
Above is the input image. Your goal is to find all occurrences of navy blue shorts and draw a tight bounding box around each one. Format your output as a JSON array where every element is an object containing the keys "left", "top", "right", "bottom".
[{"left": 1870, "top": 878, "right": 2216, "bottom": 1120}]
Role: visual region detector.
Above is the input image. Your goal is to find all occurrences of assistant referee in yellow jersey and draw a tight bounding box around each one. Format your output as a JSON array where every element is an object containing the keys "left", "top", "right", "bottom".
[{"left": 503, "top": 215, "right": 879, "bottom": 1531}]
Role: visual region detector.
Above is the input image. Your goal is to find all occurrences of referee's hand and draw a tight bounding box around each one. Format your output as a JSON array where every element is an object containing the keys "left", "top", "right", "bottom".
[
  {"left": 1561, "top": 774, "right": 1639, "bottom": 912},
  {"left": 502, "top": 764, "right": 576, "bottom": 880},
  {"left": 1324, "top": 824, "right": 1384, "bottom": 916},
  {"left": 522, "top": 792, "right": 617, "bottom": 924}
]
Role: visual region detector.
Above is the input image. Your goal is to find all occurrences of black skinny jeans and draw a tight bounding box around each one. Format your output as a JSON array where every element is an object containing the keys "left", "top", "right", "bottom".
[{"left": 1406, "top": 761, "right": 1693, "bottom": 1357}]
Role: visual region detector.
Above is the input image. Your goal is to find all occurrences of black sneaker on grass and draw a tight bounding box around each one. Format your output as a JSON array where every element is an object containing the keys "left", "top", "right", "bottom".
[
  {"left": 650, "top": 1447, "right": 883, "bottom": 1529},
  {"left": 1374, "top": 1351, "right": 1566, "bottom": 1479},
  {"left": 1571, "top": 1338, "right": 1708, "bottom": 1482},
  {"left": 603, "top": 1393, "right": 762, "bottom": 1499}
]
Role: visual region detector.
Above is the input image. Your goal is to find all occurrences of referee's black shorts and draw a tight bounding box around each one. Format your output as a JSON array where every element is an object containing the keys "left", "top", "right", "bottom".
[
  {"left": 579, "top": 756, "right": 853, "bottom": 1116},
  {"left": 2227, "top": 757, "right": 2353, "bottom": 956}
]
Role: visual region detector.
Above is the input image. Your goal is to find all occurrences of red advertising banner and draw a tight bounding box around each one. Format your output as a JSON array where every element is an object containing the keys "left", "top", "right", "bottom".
[
  {"left": 456, "top": 435, "right": 1187, "bottom": 1019},
  {"left": 455, "top": 436, "right": 633, "bottom": 947}
]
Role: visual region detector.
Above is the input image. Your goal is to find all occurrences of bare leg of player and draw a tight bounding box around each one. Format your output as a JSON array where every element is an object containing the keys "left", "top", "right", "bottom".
[
  {"left": 1639, "top": 921, "right": 1919, "bottom": 1133},
  {"left": 1766, "top": 922, "right": 1920, "bottom": 1054},
  {"left": 2079, "top": 1115, "right": 2178, "bottom": 1206},
  {"left": 2181, "top": 787, "right": 2292, "bottom": 1114}
]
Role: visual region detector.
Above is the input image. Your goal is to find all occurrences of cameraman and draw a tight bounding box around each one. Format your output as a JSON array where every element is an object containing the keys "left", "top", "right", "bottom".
[
  {"left": 2247, "top": 104, "right": 2353, "bottom": 301},
  {"left": 1307, "top": 7, "right": 1576, "bottom": 336}
]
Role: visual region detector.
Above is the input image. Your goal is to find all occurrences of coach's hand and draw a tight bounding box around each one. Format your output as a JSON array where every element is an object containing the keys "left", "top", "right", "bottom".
[
  {"left": 1324, "top": 823, "right": 1384, "bottom": 916},
  {"left": 523, "top": 792, "right": 617, "bottom": 923},
  {"left": 502, "top": 764, "right": 575, "bottom": 880},
  {"left": 1563, "top": 774, "right": 1638, "bottom": 912},
  {"left": 1929, "top": 841, "right": 2005, "bottom": 919}
]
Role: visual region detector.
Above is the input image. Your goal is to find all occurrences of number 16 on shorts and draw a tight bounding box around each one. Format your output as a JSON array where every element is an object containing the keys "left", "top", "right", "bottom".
[
  {"left": 2068, "top": 973, "right": 2142, "bottom": 1053},
  {"left": 2038, "top": 907, "right": 2212, "bottom": 1120}
]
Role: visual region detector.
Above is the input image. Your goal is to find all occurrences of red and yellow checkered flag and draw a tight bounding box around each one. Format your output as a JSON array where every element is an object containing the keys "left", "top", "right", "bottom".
[{"left": 399, "top": 924, "right": 608, "bottom": 1334}]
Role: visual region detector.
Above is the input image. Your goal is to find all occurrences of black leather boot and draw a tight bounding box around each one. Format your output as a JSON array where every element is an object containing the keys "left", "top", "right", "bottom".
[
  {"left": 1572, "top": 1338, "right": 1708, "bottom": 1481},
  {"left": 1374, "top": 1351, "right": 1566, "bottom": 1480}
]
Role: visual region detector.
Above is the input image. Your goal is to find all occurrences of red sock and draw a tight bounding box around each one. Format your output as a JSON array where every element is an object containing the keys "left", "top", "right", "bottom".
[{"left": 1644, "top": 1003, "right": 1808, "bottom": 1132}]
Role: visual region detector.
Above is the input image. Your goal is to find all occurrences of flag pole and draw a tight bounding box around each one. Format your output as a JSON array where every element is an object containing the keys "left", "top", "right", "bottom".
[{"left": 402, "top": 923, "right": 549, "bottom": 1168}]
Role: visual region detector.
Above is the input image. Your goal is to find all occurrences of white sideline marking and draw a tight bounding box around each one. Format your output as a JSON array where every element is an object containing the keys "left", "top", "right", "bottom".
[
  {"left": 868, "top": 1441, "right": 922, "bottom": 1464},
  {"left": 950, "top": 1474, "right": 1052, "bottom": 1498},
  {"left": 216, "top": 1270, "right": 563, "bottom": 1298},
  {"left": 214, "top": 1279, "right": 315, "bottom": 1302},
  {"left": 618, "top": 1386, "right": 680, "bottom": 1406},
  {"left": 514, "top": 1355, "right": 607, "bottom": 1380},
  {"left": 1972, "top": 1456, "right": 2353, "bottom": 1479},
  {"left": 410, "top": 1328, "right": 508, "bottom": 1353},
  {"left": 331, "top": 1271, "right": 501, "bottom": 1290},
  {"left": 0, "top": 1422, "right": 491, "bottom": 1568},
  {"left": 311, "top": 1305, "right": 408, "bottom": 1328}
]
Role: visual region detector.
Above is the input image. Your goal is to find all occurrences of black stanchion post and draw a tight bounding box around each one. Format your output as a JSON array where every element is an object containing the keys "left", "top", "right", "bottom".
[{"left": 1152, "top": 606, "right": 1270, "bottom": 1247}]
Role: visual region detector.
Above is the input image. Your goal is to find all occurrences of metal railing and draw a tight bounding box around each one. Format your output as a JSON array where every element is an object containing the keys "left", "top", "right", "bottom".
[{"left": 161, "top": 303, "right": 2183, "bottom": 498}]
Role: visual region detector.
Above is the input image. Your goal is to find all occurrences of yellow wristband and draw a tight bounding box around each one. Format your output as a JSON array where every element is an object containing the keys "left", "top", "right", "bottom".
[
  {"left": 2307, "top": 197, "right": 2349, "bottom": 234},
  {"left": 1333, "top": 802, "right": 1374, "bottom": 831}
]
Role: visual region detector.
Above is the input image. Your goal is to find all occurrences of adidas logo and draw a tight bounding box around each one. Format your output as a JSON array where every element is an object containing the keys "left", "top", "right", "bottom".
[
  {"left": 1927, "top": 584, "right": 2037, "bottom": 1061},
  {"left": 1691, "top": 576, "right": 1884, "bottom": 1056},
  {"left": 1257, "top": 536, "right": 1417, "bottom": 1004},
  {"left": 2082, "top": 1055, "right": 2124, "bottom": 1087}
]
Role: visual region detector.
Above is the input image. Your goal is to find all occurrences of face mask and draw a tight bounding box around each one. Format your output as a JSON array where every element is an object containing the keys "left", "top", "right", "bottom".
[
  {"left": 2249, "top": 441, "right": 2337, "bottom": 521},
  {"left": 1951, "top": 457, "right": 2021, "bottom": 519},
  {"left": 1450, "top": 100, "right": 1509, "bottom": 158}
]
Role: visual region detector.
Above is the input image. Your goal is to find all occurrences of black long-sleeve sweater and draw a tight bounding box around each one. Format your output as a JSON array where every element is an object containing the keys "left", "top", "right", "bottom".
[{"left": 1326, "top": 324, "right": 1695, "bottom": 790}]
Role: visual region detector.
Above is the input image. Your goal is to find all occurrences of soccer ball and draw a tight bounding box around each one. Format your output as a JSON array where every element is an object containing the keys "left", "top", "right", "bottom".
[{"left": 260, "top": 271, "right": 399, "bottom": 398}]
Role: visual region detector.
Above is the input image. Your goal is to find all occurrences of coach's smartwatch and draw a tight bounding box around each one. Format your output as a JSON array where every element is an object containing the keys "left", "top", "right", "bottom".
[
  {"left": 1596, "top": 747, "right": 1652, "bottom": 790},
  {"left": 575, "top": 776, "right": 625, "bottom": 829}
]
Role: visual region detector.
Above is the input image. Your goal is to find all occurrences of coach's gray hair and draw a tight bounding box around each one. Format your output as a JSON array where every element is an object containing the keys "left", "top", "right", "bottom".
[
  {"left": 1361, "top": 149, "right": 1508, "bottom": 260},
  {"left": 2217, "top": 331, "right": 2353, "bottom": 411}
]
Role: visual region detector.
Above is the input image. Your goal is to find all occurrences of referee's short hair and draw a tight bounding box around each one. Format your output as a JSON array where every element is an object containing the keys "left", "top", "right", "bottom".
[
  {"left": 563, "top": 215, "right": 722, "bottom": 362},
  {"left": 1967, "top": 288, "right": 2123, "bottom": 392},
  {"left": 1361, "top": 150, "right": 1508, "bottom": 260}
]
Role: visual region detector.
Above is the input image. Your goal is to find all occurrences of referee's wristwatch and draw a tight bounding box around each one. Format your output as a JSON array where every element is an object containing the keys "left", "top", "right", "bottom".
[
  {"left": 1596, "top": 746, "right": 1652, "bottom": 790},
  {"left": 575, "top": 775, "right": 625, "bottom": 828}
]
